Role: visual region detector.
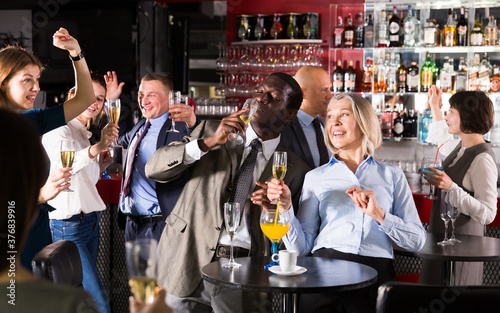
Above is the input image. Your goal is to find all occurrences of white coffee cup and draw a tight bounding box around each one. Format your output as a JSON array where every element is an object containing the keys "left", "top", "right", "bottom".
[{"left": 279, "top": 250, "right": 297, "bottom": 273}]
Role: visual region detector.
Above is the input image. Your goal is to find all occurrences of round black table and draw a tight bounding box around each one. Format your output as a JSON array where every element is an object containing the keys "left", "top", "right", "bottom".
[
  {"left": 201, "top": 256, "right": 377, "bottom": 313},
  {"left": 394, "top": 233, "right": 500, "bottom": 285}
]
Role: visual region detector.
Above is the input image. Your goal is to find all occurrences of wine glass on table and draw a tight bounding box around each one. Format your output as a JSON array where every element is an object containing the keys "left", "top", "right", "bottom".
[
  {"left": 167, "top": 91, "right": 182, "bottom": 133},
  {"left": 227, "top": 98, "right": 258, "bottom": 145},
  {"left": 421, "top": 156, "right": 443, "bottom": 200},
  {"left": 60, "top": 140, "right": 75, "bottom": 192},
  {"left": 447, "top": 190, "right": 461, "bottom": 244},
  {"left": 223, "top": 202, "right": 242, "bottom": 269},
  {"left": 260, "top": 208, "right": 290, "bottom": 269},
  {"left": 271, "top": 151, "right": 287, "bottom": 204},
  {"left": 125, "top": 239, "right": 158, "bottom": 304},
  {"left": 438, "top": 190, "right": 454, "bottom": 246}
]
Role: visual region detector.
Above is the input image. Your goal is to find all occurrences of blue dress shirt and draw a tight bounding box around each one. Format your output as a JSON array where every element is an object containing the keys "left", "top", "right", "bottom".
[
  {"left": 283, "top": 155, "right": 426, "bottom": 258},
  {"left": 296, "top": 110, "right": 330, "bottom": 167}
]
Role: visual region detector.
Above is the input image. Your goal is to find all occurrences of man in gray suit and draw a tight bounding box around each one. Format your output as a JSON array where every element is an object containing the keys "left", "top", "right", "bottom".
[
  {"left": 146, "top": 72, "right": 310, "bottom": 312},
  {"left": 281, "top": 66, "right": 333, "bottom": 168}
]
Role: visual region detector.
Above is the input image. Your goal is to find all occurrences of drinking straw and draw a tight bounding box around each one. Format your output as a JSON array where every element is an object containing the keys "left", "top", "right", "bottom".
[
  {"left": 274, "top": 201, "right": 280, "bottom": 226},
  {"left": 434, "top": 144, "right": 444, "bottom": 166}
]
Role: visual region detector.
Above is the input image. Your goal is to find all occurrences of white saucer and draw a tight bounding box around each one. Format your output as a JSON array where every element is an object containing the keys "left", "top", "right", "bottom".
[{"left": 269, "top": 265, "right": 307, "bottom": 276}]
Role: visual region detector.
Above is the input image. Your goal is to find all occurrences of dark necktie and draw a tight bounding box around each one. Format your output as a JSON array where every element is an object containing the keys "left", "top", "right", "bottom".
[
  {"left": 313, "top": 118, "right": 329, "bottom": 166},
  {"left": 123, "top": 121, "right": 151, "bottom": 197},
  {"left": 228, "top": 139, "right": 262, "bottom": 209}
]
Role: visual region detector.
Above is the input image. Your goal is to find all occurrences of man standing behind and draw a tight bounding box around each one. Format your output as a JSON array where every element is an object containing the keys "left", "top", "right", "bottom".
[
  {"left": 118, "top": 73, "right": 198, "bottom": 242},
  {"left": 146, "top": 73, "right": 309, "bottom": 312},
  {"left": 281, "top": 66, "right": 333, "bottom": 168}
]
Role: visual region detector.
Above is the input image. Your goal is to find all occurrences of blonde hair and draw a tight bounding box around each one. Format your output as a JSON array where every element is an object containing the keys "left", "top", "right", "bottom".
[{"left": 324, "top": 93, "right": 381, "bottom": 156}]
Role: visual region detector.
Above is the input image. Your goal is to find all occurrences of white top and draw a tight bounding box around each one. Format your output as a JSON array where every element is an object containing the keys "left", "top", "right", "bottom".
[
  {"left": 185, "top": 124, "right": 280, "bottom": 249},
  {"left": 427, "top": 120, "right": 498, "bottom": 225},
  {"left": 42, "top": 119, "right": 106, "bottom": 220}
]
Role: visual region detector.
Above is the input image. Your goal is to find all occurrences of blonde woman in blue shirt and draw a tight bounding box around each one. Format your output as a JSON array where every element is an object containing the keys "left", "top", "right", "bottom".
[{"left": 258, "top": 93, "right": 426, "bottom": 313}]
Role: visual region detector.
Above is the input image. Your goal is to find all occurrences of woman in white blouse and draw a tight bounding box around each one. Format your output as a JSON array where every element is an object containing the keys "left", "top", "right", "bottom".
[
  {"left": 420, "top": 86, "right": 498, "bottom": 285},
  {"left": 41, "top": 75, "right": 118, "bottom": 313}
]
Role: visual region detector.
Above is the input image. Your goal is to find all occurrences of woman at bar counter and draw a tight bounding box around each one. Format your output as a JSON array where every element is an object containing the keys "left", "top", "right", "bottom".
[
  {"left": 41, "top": 73, "right": 118, "bottom": 313},
  {"left": 420, "top": 86, "right": 498, "bottom": 285},
  {"left": 257, "top": 93, "right": 426, "bottom": 313},
  {"left": 0, "top": 27, "right": 95, "bottom": 270}
]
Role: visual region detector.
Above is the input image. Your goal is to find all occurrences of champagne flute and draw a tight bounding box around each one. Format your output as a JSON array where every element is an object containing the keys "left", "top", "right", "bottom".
[
  {"left": 60, "top": 140, "right": 75, "bottom": 192},
  {"left": 228, "top": 98, "right": 258, "bottom": 145},
  {"left": 125, "top": 239, "right": 158, "bottom": 304},
  {"left": 107, "top": 99, "right": 121, "bottom": 146},
  {"left": 260, "top": 208, "right": 290, "bottom": 269},
  {"left": 168, "top": 90, "right": 182, "bottom": 133},
  {"left": 272, "top": 151, "right": 287, "bottom": 204},
  {"left": 223, "top": 203, "right": 242, "bottom": 269},
  {"left": 438, "top": 190, "right": 454, "bottom": 246},
  {"left": 447, "top": 190, "right": 461, "bottom": 244},
  {"left": 421, "top": 156, "right": 443, "bottom": 200}
]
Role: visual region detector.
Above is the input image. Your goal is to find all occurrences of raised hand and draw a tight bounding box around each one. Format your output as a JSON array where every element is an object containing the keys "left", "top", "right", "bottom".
[
  {"left": 199, "top": 108, "right": 248, "bottom": 151},
  {"left": 169, "top": 103, "right": 197, "bottom": 129},
  {"left": 52, "top": 27, "right": 81, "bottom": 57},
  {"left": 104, "top": 71, "right": 125, "bottom": 100}
]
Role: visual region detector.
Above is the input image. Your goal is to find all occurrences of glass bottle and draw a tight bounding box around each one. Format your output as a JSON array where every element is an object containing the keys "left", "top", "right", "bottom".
[
  {"left": 362, "top": 57, "right": 373, "bottom": 92},
  {"left": 393, "top": 104, "right": 404, "bottom": 141},
  {"left": 382, "top": 103, "right": 394, "bottom": 139},
  {"left": 478, "top": 53, "right": 492, "bottom": 92},
  {"left": 443, "top": 9, "right": 456, "bottom": 47},
  {"left": 491, "top": 65, "right": 500, "bottom": 92},
  {"left": 389, "top": 6, "right": 402, "bottom": 47},
  {"left": 377, "top": 52, "right": 387, "bottom": 93},
  {"left": 468, "top": 54, "right": 480, "bottom": 91},
  {"left": 354, "top": 13, "right": 365, "bottom": 47},
  {"left": 456, "top": 57, "right": 467, "bottom": 92},
  {"left": 364, "top": 14, "right": 374, "bottom": 48},
  {"left": 332, "top": 60, "right": 345, "bottom": 92},
  {"left": 421, "top": 52, "right": 432, "bottom": 92},
  {"left": 286, "top": 15, "right": 297, "bottom": 39},
  {"left": 237, "top": 19, "right": 247, "bottom": 41},
  {"left": 440, "top": 56, "right": 452, "bottom": 93},
  {"left": 430, "top": 54, "right": 439, "bottom": 87},
  {"left": 386, "top": 53, "right": 397, "bottom": 93},
  {"left": 470, "top": 17, "right": 484, "bottom": 46},
  {"left": 344, "top": 60, "right": 356, "bottom": 92},
  {"left": 418, "top": 109, "right": 433, "bottom": 143},
  {"left": 403, "top": 5, "right": 419, "bottom": 47},
  {"left": 303, "top": 15, "right": 312, "bottom": 39},
  {"left": 333, "top": 16, "right": 344, "bottom": 48},
  {"left": 344, "top": 13, "right": 355, "bottom": 48},
  {"left": 378, "top": 10, "right": 389, "bottom": 47},
  {"left": 456, "top": 6, "right": 468, "bottom": 46},
  {"left": 403, "top": 109, "right": 418, "bottom": 138},
  {"left": 407, "top": 60, "right": 419, "bottom": 92},
  {"left": 449, "top": 58, "right": 457, "bottom": 93},
  {"left": 397, "top": 54, "right": 407, "bottom": 93},
  {"left": 485, "top": 15, "right": 498, "bottom": 46},
  {"left": 424, "top": 19, "right": 440, "bottom": 47}
]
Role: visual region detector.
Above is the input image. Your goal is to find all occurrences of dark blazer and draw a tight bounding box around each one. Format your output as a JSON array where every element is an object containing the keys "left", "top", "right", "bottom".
[
  {"left": 145, "top": 120, "right": 310, "bottom": 297},
  {"left": 117, "top": 116, "right": 200, "bottom": 227},
  {"left": 281, "top": 115, "right": 326, "bottom": 169}
]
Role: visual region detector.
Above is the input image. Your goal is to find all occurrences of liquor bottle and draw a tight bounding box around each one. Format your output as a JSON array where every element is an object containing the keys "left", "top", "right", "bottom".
[
  {"left": 430, "top": 54, "right": 439, "bottom": 87},
  {"left": 286, "top": 15, "right": 298, "bottom": 39},
  {"left": 387, "top": 53, "right": 397, "bottom": 93},
  {"left": 443, "top": 9, "right": 456, "bottom": 47},
  {"left": 378, "top": 10, "right": 389, "bottom": 47},
  {"left": 344, "top": 13, "right": 355, "bottom": 48},
  {"left": 389, "top": 6, "right": 402, "bottom": 47},
  {"left": 468, "top": 54, "right": 480, "bottom": 91},
  {"left": 440, "top": 56, "right": 452, "bottom": 93},
  {"left": 381, "top": 103, "right": 393, "bottom": 139},
  {"left": 449, "top": 58, "right": 457, "bottom": 93},
  {"left": 456, "top": 6, "right": 468, "bottom": 46},
  {"left": 478, "top": 53, "right": 492, "bottom": 92},
  {"left": 485, "top": 15, "right": 498, "bottom": 45},
  {"left": 418, "top": 109, "right": 433, "bottom": 143},
  {"left": 397, "top": 54, "right": 407, "bottom": 93},
  {"left": 364, "top": 14, "right": 374, "bottom": 48},
  {"left": 332, "top": 60, "right": 345, "bottom": 92},
  {"left": 470, "top": 17, "right": 484, "bottom": 46},
  {"left": 362, "top": 57, "right": 373, "bottom": 92},
  {"left": 421, "top": 52, "right": 432, "bottom": 92},
  {"left": 333, "top": 16, "right": 344, "bottom": 48},
  {"left": 237, "top": 19, "right": 247, "bottom": 41},
  {"left": 403, "top": 109, "right": 418, "bottom": 138},
  {"left": 403, "top": 5, "right": 419, "bottom": 47},
  {"left": 456, "top": 57, "right": 467, "bottom": 92},
  {"left": 407, "top": 60, "right": 419, "bottom": 92},
  {"left": 491, "top": 65, "right": 500, "bottom": 92},
  {"left": 424, "top": 19, "right": 440, "bottom": 47},
  {"left": 354, "top": 13, "right": 365, "bottom": 47},
  {"left": 344, "top": 60, "right": 356, "bottom": 92},
  {"left": 393, "top": 104, "right": 404, "bottom": 140},
  {"left": 377, "top": 53, "right": 387, "bottom": 93}
]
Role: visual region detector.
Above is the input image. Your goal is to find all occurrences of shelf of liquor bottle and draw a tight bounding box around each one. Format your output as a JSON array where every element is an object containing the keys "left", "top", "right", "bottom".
[
  {"left": 330, "top": 46, "right": 500, "bottom": 53},
  {"left": 231, "top": 39, "right": 323, "bottom": 46}
]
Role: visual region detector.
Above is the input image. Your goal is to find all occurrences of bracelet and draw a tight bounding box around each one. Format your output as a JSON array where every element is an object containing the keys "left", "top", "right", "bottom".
[{"left": 69, "top": 50, "right": 84, "bottom": 61}]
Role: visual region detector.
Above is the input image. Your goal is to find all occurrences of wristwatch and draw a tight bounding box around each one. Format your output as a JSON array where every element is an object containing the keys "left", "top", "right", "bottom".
[{"left": 69, "top": 50, "right": 84, "bottom": 61}]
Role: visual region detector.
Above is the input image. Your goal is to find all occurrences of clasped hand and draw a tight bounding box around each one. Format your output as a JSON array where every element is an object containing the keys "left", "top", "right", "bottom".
[{"left": 346, "top": 186, "right": 385, "bottom": 224}]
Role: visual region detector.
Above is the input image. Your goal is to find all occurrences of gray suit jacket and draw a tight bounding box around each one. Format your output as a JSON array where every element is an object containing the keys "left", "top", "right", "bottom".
[{"left": 145, "top": 120, "right": 309, "bottom": 297}]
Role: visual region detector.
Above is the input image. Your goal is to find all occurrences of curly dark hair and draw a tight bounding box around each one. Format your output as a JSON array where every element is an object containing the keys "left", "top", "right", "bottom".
[{"left": 449, "top": 91, "right": 494, "bottom": 135}]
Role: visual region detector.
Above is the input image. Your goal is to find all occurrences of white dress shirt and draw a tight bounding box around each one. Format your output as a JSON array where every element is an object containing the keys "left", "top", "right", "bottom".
[
  {"left": 42, "top": 119, "right": 106, "bottom": 220},
  {"left": 185, "top": 124, "right": 280, "bottom": 249},
  {"left": 426, "top": 120, "right": 498, "bottom": 225}
]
